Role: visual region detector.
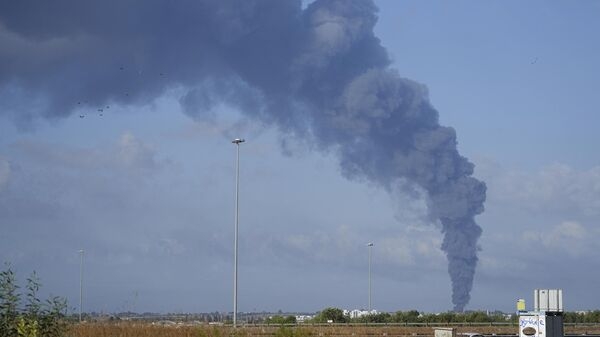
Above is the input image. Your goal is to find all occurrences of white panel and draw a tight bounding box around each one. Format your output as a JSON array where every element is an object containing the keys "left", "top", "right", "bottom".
[
  {"left": 548, "top": 289, "right": 563, "bottom": 311},
  {"left": 534, "top": 289, "right": 563, "bottom": 312}
]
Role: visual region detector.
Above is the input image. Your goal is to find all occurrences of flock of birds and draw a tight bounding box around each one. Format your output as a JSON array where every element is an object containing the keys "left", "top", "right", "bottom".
[
  {"left": 78, "top": 103, "right": 109, "bottom": 119},
  {"left": 76, "top": 66, "right": 166, "bottom": 119},
  {"left": 75, "top": 57, "right": 539, "bottom": 120}
]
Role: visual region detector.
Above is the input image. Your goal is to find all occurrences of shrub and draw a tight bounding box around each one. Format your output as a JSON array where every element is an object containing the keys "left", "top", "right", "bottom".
[{"left": 0, "top": 264, "right": 68, "bottom": 337}]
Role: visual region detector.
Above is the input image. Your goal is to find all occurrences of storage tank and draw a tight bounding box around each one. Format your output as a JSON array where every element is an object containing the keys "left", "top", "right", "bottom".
[{"left": 517, "top": 299, "right": 526, "bottom": 312}]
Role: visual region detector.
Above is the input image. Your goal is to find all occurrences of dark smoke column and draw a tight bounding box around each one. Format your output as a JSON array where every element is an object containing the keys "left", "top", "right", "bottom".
[
  {"left": 0, "top": 0, "right": 486, "bottom": 311},
  {"left": 180, "top": 0, "right": 488, "bottom": 311},
  {"left": 280, "top": 1, "right": 487, "bottom": 311}
]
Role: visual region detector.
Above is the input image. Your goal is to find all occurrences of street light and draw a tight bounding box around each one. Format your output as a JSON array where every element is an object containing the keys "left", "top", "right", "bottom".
[
  {"left": 367, "top": 242, "right": 374, "bottom": 312},
  {"left": 232, "top": 138, "right": 245, "bottom": 328},
  {"left": 79, "top": 249, "right": 84, "bottom": 322}
]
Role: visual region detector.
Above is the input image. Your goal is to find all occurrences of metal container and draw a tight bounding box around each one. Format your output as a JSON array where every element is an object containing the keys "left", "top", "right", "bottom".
[{"left": 534, "top": 289, "right": 563, "bottom": 312}]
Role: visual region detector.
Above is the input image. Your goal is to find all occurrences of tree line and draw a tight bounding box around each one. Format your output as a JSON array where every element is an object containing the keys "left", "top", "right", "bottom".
[
  {"left": 308, "top": 308, "right": 513, "bottom": 324},
  {"left": 268, "top": 308, "right": 600, "bottom": 325}
]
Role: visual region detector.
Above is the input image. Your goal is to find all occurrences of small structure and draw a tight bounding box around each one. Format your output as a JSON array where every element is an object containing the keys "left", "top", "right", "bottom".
[
  {"left": 434, "top": 327, "right": 455, "bottom": 337},
  {"left": 518, "top": 289, "right": 564, "bottom": 337},
  {"left": 517, "top": 299, "right": 526, "bottom": 312}
]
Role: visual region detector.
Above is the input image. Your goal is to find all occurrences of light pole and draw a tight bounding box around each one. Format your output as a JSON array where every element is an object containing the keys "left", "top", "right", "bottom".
[
  {"left": 367, "top": 242, "right": 373, "bottom": 312},
  {"left": 232, "top": 138, "right": 245, "bottom": 328},
  {"left": 79, "top": 249, "right": 84, "bottom": 322}
]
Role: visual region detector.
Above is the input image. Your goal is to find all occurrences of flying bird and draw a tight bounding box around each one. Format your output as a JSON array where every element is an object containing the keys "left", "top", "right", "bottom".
[{"left": 531, "top": 57, "right": 538, "bottom": 64}]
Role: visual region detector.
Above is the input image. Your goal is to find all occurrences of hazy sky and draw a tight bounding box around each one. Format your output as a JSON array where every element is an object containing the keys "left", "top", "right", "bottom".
[{"left": 1, "top": 0, "right": 599, "bottom": 314}]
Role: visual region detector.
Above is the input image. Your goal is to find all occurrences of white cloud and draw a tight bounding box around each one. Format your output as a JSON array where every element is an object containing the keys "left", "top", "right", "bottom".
[
  {"left": 12, "top": 131, "right": 163, "bottom": 174},
  {"left": 156, "top": 238, "right": 186, "bottom": 257},
  {"left": 476, "top": 161, "right": 600, "bottom": 217},
  {"left": 117, "top": 132, "right": 159, "bottom": 170},
  {"left": 473, "top": 158, "right": 600, "bottom": 276},
  {"left": 522, "top": 220, "right": 590, "bottom": 257},
  {"left": 379, "top": 236, "right": 414, "bottom": 265},
  {"left": 274, "top": 223, "right": 444, "bottom": 272}
]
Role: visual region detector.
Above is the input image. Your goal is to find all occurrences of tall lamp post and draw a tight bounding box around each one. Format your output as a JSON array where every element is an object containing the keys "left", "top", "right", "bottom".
[
  {"left": 367, "top": 242, "right": 373, "bottom": 312},
  {"left": 79, "top": 249, "right": 84, "bottom": 322},
  {"left": 232, "top": 138, "right": 245, "bottom": 328}
]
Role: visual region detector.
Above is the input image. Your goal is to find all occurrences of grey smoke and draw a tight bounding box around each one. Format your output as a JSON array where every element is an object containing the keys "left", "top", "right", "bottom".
[{"left": 0, "top": 0, "right": 486, "bottom": 311}]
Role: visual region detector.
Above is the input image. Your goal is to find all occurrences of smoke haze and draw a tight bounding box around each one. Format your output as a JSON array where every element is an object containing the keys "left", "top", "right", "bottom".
[{"left": 0, "top": 0, "right": 486, "bottom": 311}]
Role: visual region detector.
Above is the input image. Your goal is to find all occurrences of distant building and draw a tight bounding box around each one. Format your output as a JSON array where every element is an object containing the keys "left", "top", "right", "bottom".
[
  {"left": 295, "top": 315, "right": 314, "bottom": 323},
  {"left": 343, "top": 309, "right": 377, "bottom": 319}
]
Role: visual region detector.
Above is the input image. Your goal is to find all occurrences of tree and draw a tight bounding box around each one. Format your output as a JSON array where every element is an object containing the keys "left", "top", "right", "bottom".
[
  {"left": 364, "top": 312, "right": 391, "bottom": 323},
  {"left": 391, "top": 310, "right": 421, "bottom": 323},
  {"left": 314, "top": 308, "right": 348, "bottom": 323}
]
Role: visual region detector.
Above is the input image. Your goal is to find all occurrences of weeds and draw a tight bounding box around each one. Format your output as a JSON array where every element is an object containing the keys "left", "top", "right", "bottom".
[{"left": 274, "top": 326, "right": 312, "bottom": 337}]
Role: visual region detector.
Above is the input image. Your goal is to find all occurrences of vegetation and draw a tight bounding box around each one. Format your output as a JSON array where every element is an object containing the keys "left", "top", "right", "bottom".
[
  {"left": 265, "top": 315, "right": 297, "bottom": 324},
  {"left": 563, "top": 311, "right": 600, "bottom": 323},
  {"left": 307, "top": 307, "right": 514, "bottom": 325},
  {"left": 312, "top": 307, "right": 348, "bottom": 323},
  {"left": 67, "top": 322, "right": 600, "bottom": 337},
  {"left": 0, "top": 264, "right": 69, "bottom": 337},
  {"left": 274, "top": 326, "right": 310, "bottom": 337}
]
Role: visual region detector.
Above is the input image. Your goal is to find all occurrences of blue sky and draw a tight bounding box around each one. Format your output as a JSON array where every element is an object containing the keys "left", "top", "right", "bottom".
[{"left": 1, "top": 0, "right": 599, "bottom": 314}]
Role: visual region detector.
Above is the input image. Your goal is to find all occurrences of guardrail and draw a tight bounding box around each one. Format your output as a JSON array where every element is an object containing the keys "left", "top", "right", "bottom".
[{"left": 244, "top": 322, "right": 600, "bottom": 328}]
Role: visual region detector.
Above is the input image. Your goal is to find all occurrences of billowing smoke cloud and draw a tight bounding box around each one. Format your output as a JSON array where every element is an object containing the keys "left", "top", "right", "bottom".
[{"left": 0, "top": 0, "right": 485, "bottom": 311}]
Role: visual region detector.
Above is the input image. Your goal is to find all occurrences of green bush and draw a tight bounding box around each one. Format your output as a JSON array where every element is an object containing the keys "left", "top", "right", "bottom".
[
  {"left": 266, "top": 315, "right": 297, "bottom": 325},
  {"left": 0, "top": 264, "right": 68, "bottom": 337},
  {"left": 312, "top": 307, "right": 348, "bottom": 323}
]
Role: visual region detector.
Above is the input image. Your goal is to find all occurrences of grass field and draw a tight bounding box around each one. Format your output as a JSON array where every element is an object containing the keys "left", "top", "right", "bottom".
[{"left": 69, "top": 322, "right": 600, "bottom": 337}]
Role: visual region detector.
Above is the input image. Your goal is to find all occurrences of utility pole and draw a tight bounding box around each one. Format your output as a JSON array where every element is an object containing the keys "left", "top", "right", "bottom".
[
  {"left": 367, "top": 242, "right": 373, "bottom": 312},
  {"left": 232, "top": 138, "right": 245, "bottom": 328},
  {"left": 79, "top": 249, "right": 84, "bottom": 322}
]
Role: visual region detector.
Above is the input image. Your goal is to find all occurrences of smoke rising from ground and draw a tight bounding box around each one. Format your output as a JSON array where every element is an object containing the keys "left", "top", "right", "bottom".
[{"left": 0, "top": 0, "right": 486, "bottom": 311}]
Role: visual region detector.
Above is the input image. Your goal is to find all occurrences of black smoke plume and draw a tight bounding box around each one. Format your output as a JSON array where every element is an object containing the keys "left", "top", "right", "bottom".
[{"left": 0, "top": 0, "right": 486, "bottom": 311}]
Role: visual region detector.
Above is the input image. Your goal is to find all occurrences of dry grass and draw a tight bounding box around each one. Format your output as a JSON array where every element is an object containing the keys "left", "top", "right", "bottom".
[{"left": 69, "top": 322, "right": 600, "bottom": 337}]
